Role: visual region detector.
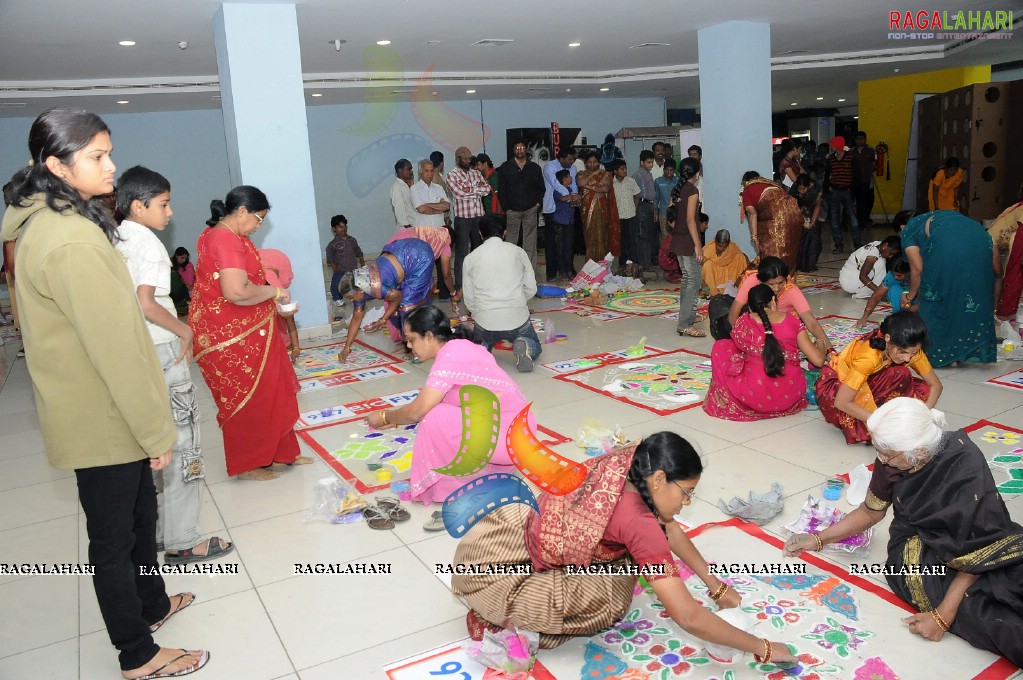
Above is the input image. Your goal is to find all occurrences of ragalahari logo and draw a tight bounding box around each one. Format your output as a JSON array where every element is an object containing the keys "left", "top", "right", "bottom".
[{"left": 888, "top": 9, "right": 1014, "bottom": 40}]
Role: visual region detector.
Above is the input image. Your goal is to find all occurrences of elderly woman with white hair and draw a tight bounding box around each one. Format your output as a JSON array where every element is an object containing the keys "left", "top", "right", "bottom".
[{"left": 784, "top": 398, "right": 1023, "bottom": 667}]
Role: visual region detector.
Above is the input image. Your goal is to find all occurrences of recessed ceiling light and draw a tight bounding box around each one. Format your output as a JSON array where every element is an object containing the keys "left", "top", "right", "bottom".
[
  {"left": 893, "top": 68, "right": 900, "bottom": 73},
  {"left": 838, "top": 98, "right": 846, "bottom": 102},
  {"left": 376, "top": 40, "right": 391, "bottom": 46},
  {"left": 599, "top": 87, "right": 610, "bottom": 92},
  {"left": 116, "top": 100, "right": 129, "bottom": 104},
  {"left": 466, "top": 89, "right": 476, "bottom": 94},
  {"left": 311, "top": 93, "right": 322, "bottom": 97},
  {"left": 854, "top": 115, "right": 860, "bottom": 119},
  {"left": 790, "top": 102, "right": 798, "bottom": 106},
  {"left": 565, "top": 88, "right": 572, "bottom": 92},
  {"left": 568, "top": 42, "right": 581, "bottom": 47},
  {"left": 118, "top": 40, "right": 135, "bottom": 47},
  {"left": 816, "top": 96, "right": 824, "bottom": 101}
]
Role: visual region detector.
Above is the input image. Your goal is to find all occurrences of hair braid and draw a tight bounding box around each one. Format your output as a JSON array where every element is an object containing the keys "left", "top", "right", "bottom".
[{"left": 627, "top": 449, "right": 660, "bottom": 518}]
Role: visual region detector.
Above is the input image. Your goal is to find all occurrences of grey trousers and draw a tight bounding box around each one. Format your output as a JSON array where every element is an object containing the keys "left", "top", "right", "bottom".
[
  {"left": 154, "top": 338, "right": 205, "bottom": 551},
  {"left": 505, "top": 205, "right": 540, "bottom": 266}
]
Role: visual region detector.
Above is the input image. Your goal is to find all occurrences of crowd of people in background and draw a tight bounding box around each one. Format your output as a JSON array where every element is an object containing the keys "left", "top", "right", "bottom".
[{"left": 2, "top": 107, "right": 1022, "bottom": 676}]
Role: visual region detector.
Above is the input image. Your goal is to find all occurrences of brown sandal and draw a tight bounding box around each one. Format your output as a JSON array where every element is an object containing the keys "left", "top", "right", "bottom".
[
  {"left": 677, "top": 327, "right": 707, "bottom": 338},
  {"left": 362, "top": 505, "right": 395, "bottom": 530},
  {"left": 375, "top": 497, "right": 411, "bottom": 522}
]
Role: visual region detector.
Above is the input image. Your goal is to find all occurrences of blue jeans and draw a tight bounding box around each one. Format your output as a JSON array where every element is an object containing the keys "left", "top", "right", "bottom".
[
  {"left": 475, "top": 318, "right": 542, "bottom": 360},
  {"left": 330, "top": 269, "right": 347, "bottom": 301},
  {"left": 676, "top": 254, "right": 700, "bottom": 329},
  {"left": 828, "top": 188, "right": 860, "bottom": 250}
]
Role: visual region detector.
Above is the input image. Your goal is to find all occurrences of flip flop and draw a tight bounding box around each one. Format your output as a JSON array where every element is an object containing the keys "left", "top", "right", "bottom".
[
  {"left": 165, "top": 537, "right": 234, "bottom": 566},
  {"left": 131, "top": 649, "right": 210, "bottom": 679},
  {"left": 423, "top": 510, "right": 445, "bottom": 532},
  {"left": 149, "top": 593, "right": 196, "bottom": 633},
  {"left": 362, "top": 505, "right": 395, "bottom": 530}
]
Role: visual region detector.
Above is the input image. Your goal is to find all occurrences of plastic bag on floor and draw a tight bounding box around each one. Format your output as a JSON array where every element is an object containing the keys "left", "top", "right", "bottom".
[
  {"left": 305, "top": 477, "right": 368, "bottom": 524},
  {"left": 464, "top": 627, "right": 539, "bottom": 675},
  {"left": 716, "top": 482, "right": 784, "bottom": 525},
  {"left": 577, "top": 417, "right": 627, "bottom": 456},
  {"left": 782, "top": 495, "right": 872, "bottom": 554}
]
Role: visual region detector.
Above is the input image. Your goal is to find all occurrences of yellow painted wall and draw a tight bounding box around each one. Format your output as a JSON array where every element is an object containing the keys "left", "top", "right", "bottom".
[{"left": 858, "top": 65, "right": 990, "bottom": 214}]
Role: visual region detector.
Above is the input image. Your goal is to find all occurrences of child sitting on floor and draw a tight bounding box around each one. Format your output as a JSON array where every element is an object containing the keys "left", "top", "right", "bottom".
[{"left": 855, "top": 257, "right": 915, "bottom": 327}]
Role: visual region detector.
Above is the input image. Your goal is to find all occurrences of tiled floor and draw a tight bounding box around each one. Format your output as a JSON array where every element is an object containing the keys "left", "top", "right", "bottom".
[{"left": 1, "top": 237, "right": 1021, "bottom": 679}]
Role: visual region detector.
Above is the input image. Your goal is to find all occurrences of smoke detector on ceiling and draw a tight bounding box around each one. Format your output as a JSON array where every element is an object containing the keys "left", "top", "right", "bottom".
[{"left": 471, "top": 39, "right": 514, "bottom": 47}]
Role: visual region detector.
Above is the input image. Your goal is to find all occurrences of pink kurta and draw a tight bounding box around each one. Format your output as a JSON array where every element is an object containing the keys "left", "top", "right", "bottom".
[
  {"left": 409, "top": 339, "right": 534, "bottom": 504},
  {"left": 704, "top": 312, "right": 807, "bottom": 421}
]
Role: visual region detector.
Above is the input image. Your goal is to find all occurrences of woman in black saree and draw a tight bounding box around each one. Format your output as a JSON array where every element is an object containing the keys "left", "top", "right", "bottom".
[{"left": 784, "top": 397, "right": 1023, "bottom": 668}]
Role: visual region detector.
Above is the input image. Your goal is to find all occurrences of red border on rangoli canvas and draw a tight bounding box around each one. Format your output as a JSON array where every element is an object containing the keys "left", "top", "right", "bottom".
[{"left": 553, "top": 347, "right": 712, "bottom": 416}]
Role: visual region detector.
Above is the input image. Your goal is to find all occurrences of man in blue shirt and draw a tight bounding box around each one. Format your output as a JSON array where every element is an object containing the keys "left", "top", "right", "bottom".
[
  {"left": 541, "top": 146, "right": 577, "bottom": 281},
  {"left": 654, "top": 158, "right": 679, "bottom": 238}
]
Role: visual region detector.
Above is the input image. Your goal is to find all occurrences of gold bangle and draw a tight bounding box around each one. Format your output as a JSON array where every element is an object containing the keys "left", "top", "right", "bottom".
[
  {"left": 931, "top": 609, "right": 950, "bottom": 632},
  {"left": 273, "top": 286, "right": 281, "bottom": 301},
  {"left": 380, "top": 410, "right": 388, "bottom": 426},
  {"left": 709, "top": 582, "right": 728, "bottom": 601},
  {"left": 754, "top": 638, "right": 772, "bottom": 663},
  {"left": 811, "top": 533, "right": 824, "bottom": 552}
]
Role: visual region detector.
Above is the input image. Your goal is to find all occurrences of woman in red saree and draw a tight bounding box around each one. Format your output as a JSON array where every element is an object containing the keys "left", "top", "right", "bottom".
[
  {"left": 815, "top": 311, "right": 942, "bottom": 445},
  {"left": 577, "top": 150, "right": 620, "bottom": 262},
  {"left": 740, "top": 171, "right": 803, "bottom": 273},
  {"left": 451, "top": 432, "right": 799, "bottom": 664},
  {"left": 190, "top": 186, "right": 304, "bottom": 481}
]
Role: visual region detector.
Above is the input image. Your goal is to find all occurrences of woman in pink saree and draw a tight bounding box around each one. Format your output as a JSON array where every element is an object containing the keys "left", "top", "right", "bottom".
[
  {"left": 705, "top": 284, "right": 826, "bottom": 421},
  {"left": 363, "top": 305, "right": 534, "bottom": 506}
]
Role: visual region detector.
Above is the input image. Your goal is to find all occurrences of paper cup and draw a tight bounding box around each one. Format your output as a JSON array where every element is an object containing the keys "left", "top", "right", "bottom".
[{"left": 277, "top": 302, "right": 297, "bottom": 313}]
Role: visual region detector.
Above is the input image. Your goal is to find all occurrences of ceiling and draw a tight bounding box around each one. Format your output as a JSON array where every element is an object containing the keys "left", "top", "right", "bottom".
[{"left": 1, "top": 0, "right": 1020, "bottom": 118}]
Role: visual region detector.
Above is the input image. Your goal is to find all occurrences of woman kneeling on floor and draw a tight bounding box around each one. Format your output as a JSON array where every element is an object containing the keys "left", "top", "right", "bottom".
[
  {"left": 363, "top": 306, "right": 533, "bottom": 513},
  {"left": 451, "top": 432, "right": 799, "bottom": 664},
  {"left": 785, "top": 398, "right": 1023, "bottom": 668},
  {"left": 705, "top": 284, "right": 826, "bottom": 421},
  {"left": 816, "top": 311, "right": 942, "bottom": 445}
]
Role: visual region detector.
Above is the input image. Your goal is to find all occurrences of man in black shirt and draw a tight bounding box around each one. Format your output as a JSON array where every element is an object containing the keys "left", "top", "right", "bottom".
[{"left": 498, "top": 139, "right": 546, "bottom": 267}]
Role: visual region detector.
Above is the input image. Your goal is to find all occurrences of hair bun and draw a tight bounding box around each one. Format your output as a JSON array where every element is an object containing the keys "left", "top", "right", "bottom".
[{"left": 929, "top": 408, "right": 947, "bottom": 430}]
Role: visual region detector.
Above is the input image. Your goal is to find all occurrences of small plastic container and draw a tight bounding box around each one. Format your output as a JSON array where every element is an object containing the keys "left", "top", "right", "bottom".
[
  {"left": 390, "top": 480, "right": 411, "bottom": 501},
  {"left": 375, "top": 468, "right": 393, "bottom": 482},
  {"left": 822, "top": 478, "right": 845, "bottom": 501}
]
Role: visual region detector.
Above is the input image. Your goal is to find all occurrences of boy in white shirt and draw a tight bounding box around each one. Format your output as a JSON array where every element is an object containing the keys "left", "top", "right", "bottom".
[{"left": 115, "top": 166, "right": 232, "bottom": 565}]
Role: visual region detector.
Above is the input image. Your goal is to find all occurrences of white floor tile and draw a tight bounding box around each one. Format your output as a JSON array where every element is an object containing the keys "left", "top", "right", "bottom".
[
  {"left": 0, "top": 575, "right": 78, "bottom": 657},
  {"left": 0, "top": 514, "right": 78, "bottom": 586},
  {"left": 0, "top": 638, "right": 78, "bottom": 680},
  {"left": 0, "top": 476, "right": 80, "bottom": 532},
  {"left": 259, "top": 547, "right": 466, "bottom": 669}
]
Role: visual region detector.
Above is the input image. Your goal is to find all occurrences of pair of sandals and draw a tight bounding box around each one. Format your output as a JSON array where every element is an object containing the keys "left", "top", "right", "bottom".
[
  {"left": 363, "top": 497, "right": 411, "bottom": 530},
  {"left": 164, "top": 537, "right": 234, "bottom": 566}
]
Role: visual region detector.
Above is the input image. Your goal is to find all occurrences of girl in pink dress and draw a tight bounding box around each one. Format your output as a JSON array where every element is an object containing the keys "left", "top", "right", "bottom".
[
  {"left": 704, "top": 284, "right": 826, "bottom": 421},
  {"left": 363, "top": 305, "right": 535, "bottom": 505}
]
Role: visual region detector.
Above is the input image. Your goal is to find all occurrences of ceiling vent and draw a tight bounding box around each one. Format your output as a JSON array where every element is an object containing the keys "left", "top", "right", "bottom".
[
  {"left": 471, "top": 39, "right": 514, "bottom": 47},
  {"left": 629, "top": 42, "right": 670, "bottom": 49},
  {"left": 0, "top": 102, "right": 28, "bottom": 108}
]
